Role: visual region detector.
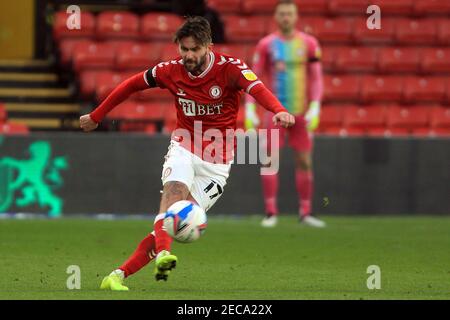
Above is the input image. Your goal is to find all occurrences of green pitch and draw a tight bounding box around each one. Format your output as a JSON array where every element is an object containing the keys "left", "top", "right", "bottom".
[{"left": 0, "top": 215, "right": 449, "bottom": 300}]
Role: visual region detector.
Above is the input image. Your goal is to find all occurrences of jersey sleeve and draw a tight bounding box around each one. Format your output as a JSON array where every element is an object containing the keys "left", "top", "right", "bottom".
[
  {"left": 227, "top": 61, "right": 263, "bottom": 94},
  {"left": 146, "top": 61, "right": 174, "bottom": 89},
  {"left": 306, "top": 36, "right": 322, "bottom": 63}
]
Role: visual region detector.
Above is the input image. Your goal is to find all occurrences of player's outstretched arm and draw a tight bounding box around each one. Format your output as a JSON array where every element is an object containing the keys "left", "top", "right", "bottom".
[{"left": 79, "top": 71, "right": 152, "bottom": 132}]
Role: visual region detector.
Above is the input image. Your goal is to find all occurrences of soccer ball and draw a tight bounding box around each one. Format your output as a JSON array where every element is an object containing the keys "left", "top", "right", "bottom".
[{"left": 163, "top": 200, "right": 207, "bottom": 243}]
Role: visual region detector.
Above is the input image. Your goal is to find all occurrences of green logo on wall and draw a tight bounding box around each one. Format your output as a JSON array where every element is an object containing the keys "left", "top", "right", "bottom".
[{"left": 0, "top": 141, "right": 68, "bottom": 217}]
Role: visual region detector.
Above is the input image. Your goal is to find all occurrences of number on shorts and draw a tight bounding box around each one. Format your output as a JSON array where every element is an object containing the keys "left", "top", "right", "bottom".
[{"left": 204, "top": 181, "right": 223, "bottom": 200}]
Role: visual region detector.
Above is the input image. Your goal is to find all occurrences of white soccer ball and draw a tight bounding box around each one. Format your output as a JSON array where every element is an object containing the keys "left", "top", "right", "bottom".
[{"left": 163, "top": 200, "right": 207, "bottom": 243}]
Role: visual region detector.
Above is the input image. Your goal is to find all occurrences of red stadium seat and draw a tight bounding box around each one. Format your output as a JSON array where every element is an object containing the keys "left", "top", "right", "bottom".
[
  {"left": 79, "top": 70, "right": 102, "bottom": 98},
  {"left": 95, "top": 71, "right": 135, "bottom": 102},
  {"left": 403, "top": 77, "right": 447, "bottom": 103},
  {"left": 213, "top": 44, "right": 249, "bottom": 63},
  {"left": 367, "top": 127, "right": 390, "bottom": 137},
  {"left": 144, "top": 123, "right": 158, "bottom": 135},
  {"left": 320, "top": 45, "right": 336, "bottom": 72},
  {"left": 323, "top": 75, "right": 360, "bottom": 102},
  {"left": 58, "top": 39, "right": 91, "bottom": 66},
  {"left": 395, "top": 19, "right": 438, "bottom": 45},
  {"left": 430, "top": 106, "right": 450, "bottom": 130},
  {"left": 378, "top": 47, "right": 420, "bottom": 73},
  {"left": 242, "top": 0, "right": 277, "bottom": 14},
  {"left": 384, "top": 128, "right": 410, "bottom": 137},
  {"left": 304, "top": 17, "right": 353, "bottom": 43},
  {"left": 343, "top": 127, "right": 366, "bottom": 136},
  {"left": 316, "top": 127, "right": 344, "bottom": 136},
  {"left": 334, "top": 47, "right": 378, "bottom": 73},
  {"left": 328, "top": 0, "right": 369, "bottom": 14},
  {"left": 72, "top": 41, "right": 115, "bottom": 73},
  {"left": 437, "top": 19, "right": 450, "bottom": 45},
  {"left": 353, "top": 17, "right": 395, "bottom": 44},
  {"left": 413, "top": 0, "right": 450, "bottom": 16},
  {"left": 96, "top": 11, "right": 139, "bottom": 39},
  {"left": 295, "top": 0, "right": 329, "bottom": 14},
  {"left": 360, "top": 76, "right": 404, "bottom": 103},
  {"left": 318, "top": 105, "right": 343, "bottom": 130},
  {"left": 343, "top": 105, "right": 386, "bottom": 130},
  {"left": 368, "top": 0, "right": 413, "bottom": 15},
  {"left": 0, "top": 104, "right": 7, "bottom": 122},
  {"left": 103, "top": 40, "right": 137, "bottom": 50},
  {"left": 163, "top": 106, "right": 178, "bottom": 133},
  {"left": 207, "top": 0, "right": 242, "bottom": 14},
  {"left": 412, "top": 127, "right": 450, "bottom": 137},
  {"left": 53, "top": 10, "right": 95, "bottom": 41},
  {"left": 386, "top": 106, "right": 430, "bottom": 131},
  {"left": 116, "top": 42, "right": 162, "bottom": 71},
  {"left": 0, "top": 122, "right": 29, "bottom": 135},
  {"left": 141, "top": 13, "right": 184, "bottom": 41},
  {"left": 160, "top": 43, "right": 180, "bottom": 62},
  {"left": 431, "top": 128, "right": 450, "bottom": 137},
  {"left": 107, "top": 101, "right": 167, "bottom": 122},
  {"left": 421, "top": 48, "right": 450, "bottom": 74},
  {"left": 223, "top": 16, "right": 267, "bottom": 42}
]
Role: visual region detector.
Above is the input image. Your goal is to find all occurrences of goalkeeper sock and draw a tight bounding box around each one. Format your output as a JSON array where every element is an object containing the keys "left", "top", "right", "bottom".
[
  {"left": 296, "top": 170, "right": 313, "bottom": 217},
  {"left": 261, "top": 173, "right": 279, "bottom": 215},
  {"left": 119, "top": 233, "right": 156, "bottom": 277}
]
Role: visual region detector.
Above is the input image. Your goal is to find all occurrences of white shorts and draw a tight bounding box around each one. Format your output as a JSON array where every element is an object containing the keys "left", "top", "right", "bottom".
[{"left": 161, "top": 140, "right": 232, "bottom": 212}]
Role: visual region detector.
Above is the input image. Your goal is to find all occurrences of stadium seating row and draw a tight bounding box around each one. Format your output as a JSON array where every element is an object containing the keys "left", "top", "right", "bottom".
[
  {"left": 324, "top": 75, "right": 450, "bottom": 104},
  {"left": 208, "top": 0, "right": 450, "bottom": 16},
  {"left": 60, "top": 39, "right": 450, "bottom": 76},
  {"left": 78, "top": 69, "right": 450, "bottom": 106},
  {"left": 318, "top": 105, "right": 450, "bottom": 137},
  {"left": 53, "top": 10, "right": 450, "bottom": 45},
  {"left": 324, "top": 46, "right": 450, "bottom": 74},
  {"left": 102, "top": 101, "right": 450, "bottom": 137}
]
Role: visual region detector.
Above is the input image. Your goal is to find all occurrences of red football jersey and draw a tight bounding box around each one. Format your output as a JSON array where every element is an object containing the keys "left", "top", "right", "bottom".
[{"left": 146, "top": 51, "right": 265, "bottom": 163}]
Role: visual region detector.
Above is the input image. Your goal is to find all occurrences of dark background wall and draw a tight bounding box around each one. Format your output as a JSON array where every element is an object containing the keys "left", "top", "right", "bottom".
[{"left": 0, "top": 133, "right": 448, "bottom": 215}]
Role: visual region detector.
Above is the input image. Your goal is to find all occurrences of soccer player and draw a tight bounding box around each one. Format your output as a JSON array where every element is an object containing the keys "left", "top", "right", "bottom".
[
  {"left": 79, "top": 16, "right": 295, "bottom": 291},
  {"left": 245, "top": 0, "right": 326, "bottom": 228}
]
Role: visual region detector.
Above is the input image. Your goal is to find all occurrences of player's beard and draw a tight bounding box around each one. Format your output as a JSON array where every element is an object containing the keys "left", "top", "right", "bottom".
[
  {"left": 279, "top": 21, "right": 295, "bottom": 35},
  {"left": 183, "top": 52, "right": 208, "bottom": 75}
]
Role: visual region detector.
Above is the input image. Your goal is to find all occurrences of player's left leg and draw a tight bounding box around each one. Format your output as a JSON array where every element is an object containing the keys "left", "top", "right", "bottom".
[{"left": 289, "top": 116, "right": 326, "bottom": 228}]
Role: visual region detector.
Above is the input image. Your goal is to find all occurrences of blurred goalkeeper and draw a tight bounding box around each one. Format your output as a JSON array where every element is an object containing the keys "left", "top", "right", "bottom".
[{"left": 245, "top": 0, "right": 325, "bottom": 228}]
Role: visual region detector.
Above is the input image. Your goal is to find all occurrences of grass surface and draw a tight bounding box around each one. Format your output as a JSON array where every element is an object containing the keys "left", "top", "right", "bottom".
[{"left": 0, "top": 215, "right": 449, "bottom": 300}]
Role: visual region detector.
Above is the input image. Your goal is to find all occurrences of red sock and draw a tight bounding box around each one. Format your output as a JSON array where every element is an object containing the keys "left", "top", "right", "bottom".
[
  {"left": 261, "top": 173, "right": 278, "bottom": 215},
  {"left": 119, "top": 233, "right": 156, "bottom": 278},
  {"left": 154, "top": 219, "right": 173, "bottom": 254},
  {"left": 296, "top": 170, "right": 313, "bottom": 217}
]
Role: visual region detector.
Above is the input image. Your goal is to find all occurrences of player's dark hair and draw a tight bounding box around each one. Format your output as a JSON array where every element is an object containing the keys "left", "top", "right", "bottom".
[
  {"left": 276, "top": 0, "right": 298, "bottom": 9},
  {"left": 174, "top": 16, "right": 212, "bottom": 46}
]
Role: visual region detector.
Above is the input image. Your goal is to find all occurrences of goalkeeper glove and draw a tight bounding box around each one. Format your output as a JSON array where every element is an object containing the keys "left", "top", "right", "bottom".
[
  {"left": 245, "top": 102, "right": 260, "bottom": 129},
  {"left": 305, "top": 100, "right": 321, "bottom": 131}
]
